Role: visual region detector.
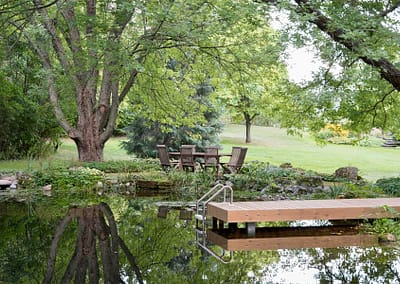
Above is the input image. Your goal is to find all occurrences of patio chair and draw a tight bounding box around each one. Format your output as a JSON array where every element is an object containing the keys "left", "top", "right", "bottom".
[
  {"left": 156, "top": 145, "right": 179, "bottom": 171},
  {"left": 221, "top": 147, "right": 248, "bottom": 174},
  {"left": 180, "top": 145, "right": 196, "bottom": 171},
  {"left": 201, "top": 146, "right": 220, "bottom": 173}
]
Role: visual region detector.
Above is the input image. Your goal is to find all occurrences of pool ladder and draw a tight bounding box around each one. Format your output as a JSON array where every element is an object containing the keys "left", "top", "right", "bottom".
[{"left": 195, "top": 183, "right": 234, "bottom": 263}]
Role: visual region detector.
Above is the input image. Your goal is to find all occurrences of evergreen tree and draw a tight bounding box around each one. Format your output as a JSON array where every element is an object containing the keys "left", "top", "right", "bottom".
[{"left": 122, "top": 80, "right": 223, "bottom": 158}]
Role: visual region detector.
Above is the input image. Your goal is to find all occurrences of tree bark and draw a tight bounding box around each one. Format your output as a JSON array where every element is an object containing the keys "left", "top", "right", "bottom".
[{"left": 244, "top": 112, "right": 252, "bottom": 143}]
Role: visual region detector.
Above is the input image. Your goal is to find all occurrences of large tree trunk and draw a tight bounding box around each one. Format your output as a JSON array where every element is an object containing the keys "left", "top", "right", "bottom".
[
  {"left": 28, "top": 0, "right": 136, "bottom": 162},
  {"left": 73, "top": 84, "right": 108, "bottom": 162},
  {"left": 74, "top": 138, "right": 105, "bottom": 162}
]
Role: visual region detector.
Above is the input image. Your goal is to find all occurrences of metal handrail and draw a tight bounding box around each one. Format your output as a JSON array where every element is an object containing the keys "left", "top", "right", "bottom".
[
  {"left": 195, "top": 184, "right": 233, "bottom": 229},
  {"left": 195, "top": 183, "right": 224, "bottom": 226},
  {"left": 195, "top": 183, "right": 234, "bottom": 263},
  {"left": 203, "top": 185, "right": 233, "bottom": 205},
  {"left": 196, "top": 183, "right": 225, "bottom": 206},
  {"left": 197, "top": 242, "right": 233, "bottom": 264}
]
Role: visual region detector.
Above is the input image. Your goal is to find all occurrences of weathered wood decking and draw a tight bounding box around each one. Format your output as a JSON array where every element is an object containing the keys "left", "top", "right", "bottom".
[{"left": 207, "top": 198, "right": 400, "bottom": 223}]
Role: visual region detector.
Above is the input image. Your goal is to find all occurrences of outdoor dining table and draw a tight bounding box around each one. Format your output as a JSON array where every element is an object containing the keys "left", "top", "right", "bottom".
[
  {"left": 169, "top": 152, "right": 231, "bottom": 159},
  {"left": 169, "top": 151, "right": 231, "bottom": 172}
]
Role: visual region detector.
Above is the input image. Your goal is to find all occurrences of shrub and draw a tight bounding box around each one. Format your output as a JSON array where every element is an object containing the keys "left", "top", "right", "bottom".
[
  {"left": 77, "top": 159, "right": 160, "bottom": 173},
  {"left": 167, "top": 170, "right": 219, "bottom": 201},
  {"left": 0, "top": 74, "right": 62, "bottom": 159},
  {"left": 315, "top": 123, "right": 358, "bottom": 145},
  {"left": 375, "top": 177, "right": 400, "bottom": 196},
  {"left": 228, "top": 161, "right": 298, "bottom": 192},
  {"left": 366, "top": 218, "right": 400, "bottom": 240},
  {"left": 32, "top": 167, "right": 105, "bottom": 190},
  {"left": 121, "top": 80, "right": 223, "bottom": 158}
]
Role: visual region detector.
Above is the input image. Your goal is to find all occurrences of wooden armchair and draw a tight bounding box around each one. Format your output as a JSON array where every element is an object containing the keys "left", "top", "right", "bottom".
[
  {"left": 179, "top": 145, "right": 196, "bottom": 171},
  {"left": 221, "top": 147, "right": 248, "bottom": 174},
  {"left": 201, "top": 146, "right": 219, "bottom": 172},
  {"left": 156, "top": 145, "right": 179, "bottom": 171}
]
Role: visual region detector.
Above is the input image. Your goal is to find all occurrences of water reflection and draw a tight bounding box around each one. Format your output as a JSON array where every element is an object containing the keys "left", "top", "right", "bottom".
[
  {"left": 206, "top": 225, "right": 379, "bottom": 251},
  {"left": 204, "top": 220, "right": 400, "bottom": 283},
  {"left": 261, "top": 247, "right": 400, "bottom": 283},
  {"left": 42, "top": 203, "right": 143, "bottom": 283},
  {"left": 0, "top": 199, "right": 399, "bottom": 283}
]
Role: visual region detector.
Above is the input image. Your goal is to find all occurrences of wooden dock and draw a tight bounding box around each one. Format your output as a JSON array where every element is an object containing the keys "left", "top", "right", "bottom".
[
  {"left": 195, "top": 195, "right": 400, "bottom": 262},
  {"left": 207, "top": 198, "right": 400, "bottom": 223}
]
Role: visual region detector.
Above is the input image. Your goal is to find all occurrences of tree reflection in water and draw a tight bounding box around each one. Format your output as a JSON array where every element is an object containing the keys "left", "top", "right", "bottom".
[
  {"left": 260, "top": 246, "right": 400, "bottom": 283},
  {"left": 312, "top": 247, "right": 400, "bottom": 283},
  {"left": 1, "top": 199, "right": 400, "bottom": 283},
  {"left": 43, "top": 202, "right": 143, "bottom": 283}
]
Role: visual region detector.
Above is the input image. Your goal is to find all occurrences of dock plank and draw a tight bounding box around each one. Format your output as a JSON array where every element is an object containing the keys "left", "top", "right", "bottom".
[{"left": 207, "top": 198, "right": 400, "bottom": 223}]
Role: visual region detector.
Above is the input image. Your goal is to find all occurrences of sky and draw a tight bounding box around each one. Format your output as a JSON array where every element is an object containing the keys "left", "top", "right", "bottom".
[
  {"left": 270, "top": 11, "right": 322, "bottom": 84},
  {"left": 285, "top": 45, "right": 321, "bottom": 83}
]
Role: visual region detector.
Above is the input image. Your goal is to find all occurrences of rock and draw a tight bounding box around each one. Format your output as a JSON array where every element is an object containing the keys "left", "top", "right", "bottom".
[
  {"left": 379, "top": 233, "right": 397, "bottom": 243},
  {"left": 42, "top": 184, "right": 52, "bottom": 191},
  {"left": 334, "top": 167, "right": 359, "bottom": 181},
  {"left": 42, "top": 184, "right": 52, "bottom": 196},
  {"left": 10, "top": 181, "right": 17, "bottom": 189},
  {"left": 280, "top": 162, "right": 293, "bottom": 168}
]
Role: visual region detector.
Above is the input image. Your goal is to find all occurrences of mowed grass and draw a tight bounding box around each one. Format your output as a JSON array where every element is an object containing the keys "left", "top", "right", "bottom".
[
  {"left": 1, "top": 124, "right": 400, "bottom": 181},
  {"left": 221, "top": 125, "right": 400, "bottom": 181}
]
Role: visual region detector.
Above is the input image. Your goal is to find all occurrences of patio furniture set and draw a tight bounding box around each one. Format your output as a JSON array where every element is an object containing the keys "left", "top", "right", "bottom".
[{"left": 156, "top": 145, "right": 248, "bottom": 174}]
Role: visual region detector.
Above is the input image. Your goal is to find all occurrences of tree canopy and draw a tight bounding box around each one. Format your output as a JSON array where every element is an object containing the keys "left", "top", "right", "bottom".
[
  {"left": 265, "top": 0, "right": 400, "bottom": 136},
  {"left": 2, "top": 0, "right": 400, "bottom": 161},
  {"left": 0, "top": 0, "right": 279, "bottom": 161}
]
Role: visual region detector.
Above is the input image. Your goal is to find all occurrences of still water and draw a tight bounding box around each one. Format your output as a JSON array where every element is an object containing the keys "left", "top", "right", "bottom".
[{"left": 0, "top": 195, "right": 399, "bottom": 283}]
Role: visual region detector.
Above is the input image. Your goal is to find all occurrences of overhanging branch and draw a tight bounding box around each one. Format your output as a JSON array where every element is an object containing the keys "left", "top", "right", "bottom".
[{"left": 292, "top": 0, "right": 400, "bottom": 91}]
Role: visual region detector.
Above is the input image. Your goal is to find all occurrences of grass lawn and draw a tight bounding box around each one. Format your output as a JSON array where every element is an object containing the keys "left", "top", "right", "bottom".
[
  {"left": 221, "top": 125, "right": 400, "bottom": 181},
  {"left": 1, "top": 124, "right": 399, "bottom": 182}
]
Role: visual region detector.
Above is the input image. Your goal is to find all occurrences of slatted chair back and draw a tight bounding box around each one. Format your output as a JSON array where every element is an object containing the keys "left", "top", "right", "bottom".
[
  {"left": 225, "top": 147, "right": 248, "bottom": 173},
  {"left": 235, "top": 147, "right": 248, "bottom": 170},
  {"left": 180, "top": 145, "right": 196, "bottom": 171},
  {"left": 204, "top": 146, "right": 219, "bottom": 167},
  {"left": 227, "top": 147, "right": 241, "bottom": 167},
  {"left": 157, "top": 145, "right": 172, "bottom": 171}
]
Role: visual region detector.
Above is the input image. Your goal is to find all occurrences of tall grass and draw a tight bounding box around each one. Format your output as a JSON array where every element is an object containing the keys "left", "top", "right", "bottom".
[{"left": 1, "top": 125, "right": 399, "bottom": 181}]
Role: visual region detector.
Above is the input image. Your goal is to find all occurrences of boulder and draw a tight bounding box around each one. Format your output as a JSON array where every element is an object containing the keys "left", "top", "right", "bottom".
[
  {"left": 379, "top": 233, "right": 397, "bottom": 243},
  {"left": 279, "top": 162, "right": 293, "bottom": 168},
  {"left": 334, "top": 167, "right": 359, "bottom": 181}
]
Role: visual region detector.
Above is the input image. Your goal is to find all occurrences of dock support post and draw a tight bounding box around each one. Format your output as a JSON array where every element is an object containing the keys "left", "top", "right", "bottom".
[{"left": 246, "top": 222, "right": 256, "bottom": 237}]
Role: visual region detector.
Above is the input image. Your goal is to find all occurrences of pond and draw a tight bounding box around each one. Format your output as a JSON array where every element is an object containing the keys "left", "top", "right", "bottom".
[{"left": 0, "top": 193, "right": 399, "bottom": 283}]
